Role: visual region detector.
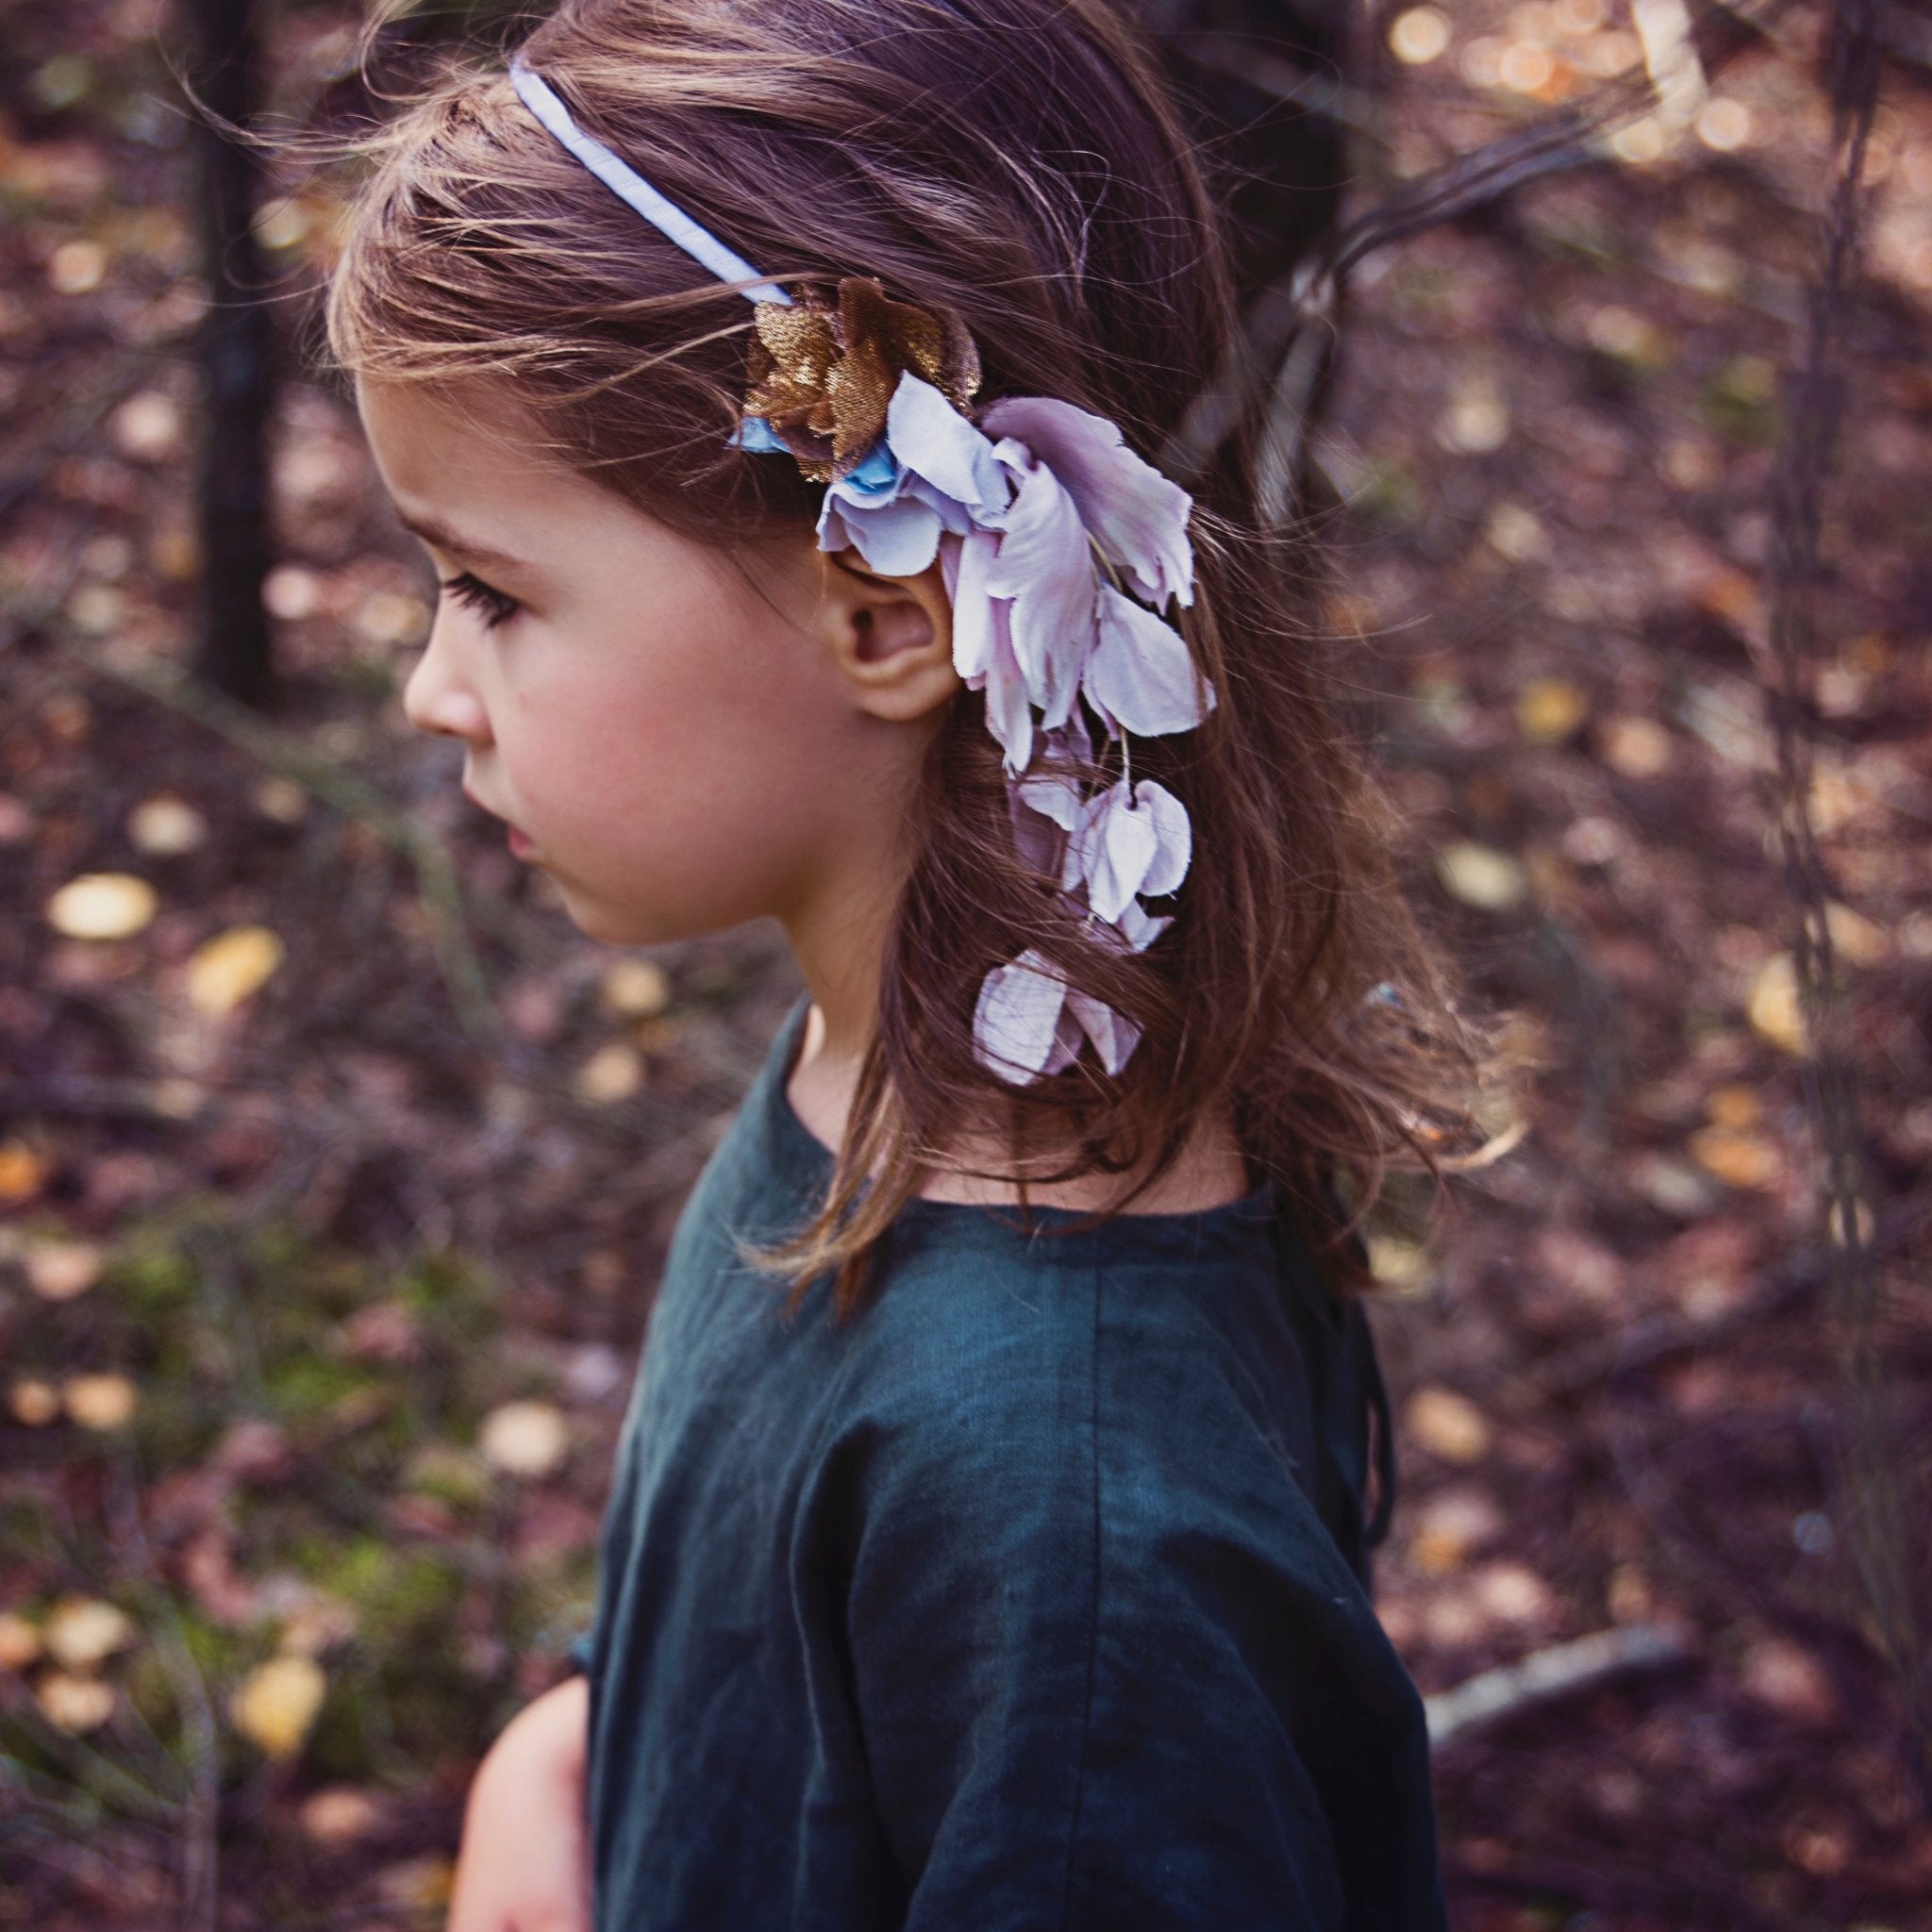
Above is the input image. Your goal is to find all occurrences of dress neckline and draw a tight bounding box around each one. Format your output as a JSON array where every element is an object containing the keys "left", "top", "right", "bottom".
[{"left": 752, "top": 991, "right": 1281, "bottom": 1251}]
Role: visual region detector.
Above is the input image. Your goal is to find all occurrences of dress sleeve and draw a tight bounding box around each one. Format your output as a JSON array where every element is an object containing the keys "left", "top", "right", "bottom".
[{"left": 834, "top": 1272, "right": 1443, "bottom": 1932}]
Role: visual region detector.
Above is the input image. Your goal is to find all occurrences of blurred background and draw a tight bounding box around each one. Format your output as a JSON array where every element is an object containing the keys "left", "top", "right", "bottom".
[{"left": 2, "top": 0, "right": 1929, "bottom": 1925}]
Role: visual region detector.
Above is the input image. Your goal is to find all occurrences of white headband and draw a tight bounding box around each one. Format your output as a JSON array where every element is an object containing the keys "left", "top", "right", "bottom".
[{"left": 508, "top": 59, "right": 792, "bottom": 307}]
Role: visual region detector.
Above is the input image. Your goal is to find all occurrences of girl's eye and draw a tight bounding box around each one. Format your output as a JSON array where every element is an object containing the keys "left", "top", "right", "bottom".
[{"left": 441, "top": 571, "right": 520, "bottom": 630}]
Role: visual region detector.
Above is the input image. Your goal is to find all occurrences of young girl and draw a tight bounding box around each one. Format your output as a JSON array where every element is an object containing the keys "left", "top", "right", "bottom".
[{"left": 325, "top": 2, "right": 1489, "bottom": 1924}]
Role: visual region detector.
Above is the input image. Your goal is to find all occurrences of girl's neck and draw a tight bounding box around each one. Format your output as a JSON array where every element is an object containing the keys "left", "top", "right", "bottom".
[{"left": 785, "top": 999, "right": 1255, "bottom": 1214}]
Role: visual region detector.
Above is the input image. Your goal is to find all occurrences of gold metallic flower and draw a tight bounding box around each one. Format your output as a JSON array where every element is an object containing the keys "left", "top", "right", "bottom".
[{"left": 743, "top": 276, "right": 981, "bottom": 482}]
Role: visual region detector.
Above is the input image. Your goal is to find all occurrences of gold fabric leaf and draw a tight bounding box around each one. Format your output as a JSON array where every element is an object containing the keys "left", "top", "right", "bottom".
[{"left": 744, "top": 276, "right": 981, "bottom": 483}]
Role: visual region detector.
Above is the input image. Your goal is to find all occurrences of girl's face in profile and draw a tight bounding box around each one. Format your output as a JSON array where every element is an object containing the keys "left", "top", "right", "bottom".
[{"left": 358, "top": 380, "right": 927, "bottom": 949}]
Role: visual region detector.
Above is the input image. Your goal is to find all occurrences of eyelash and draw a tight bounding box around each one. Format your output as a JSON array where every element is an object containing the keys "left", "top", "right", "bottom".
[{"left": 440, "top": 571, "right": 520, "bottom": 630}]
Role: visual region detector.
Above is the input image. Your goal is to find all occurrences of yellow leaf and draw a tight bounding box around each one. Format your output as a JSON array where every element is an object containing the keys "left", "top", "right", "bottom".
[
  {"left": 1824, "top": 902, "right": 1890, "bottom": 967},
  {"left": 1436, "top": 841, "right": 1527, "bottom": 912},
  {"left": 0, "top": 1141, "right": 49, "bottom": 1204},
  {"left": 377, "top": 1857, "right": 456, "bottom": 1912},
  {"left": 599, "top": 958, "right": 673, "bottom": 1020},
  {"left": 1689, "top": 1124, "right": 1782, "bottom": 1191},
  {"left": 575, "top": 1043, "right": 643, "bottom": 1105},
  {"left": 25, "top": 1240, "right": 102, "bottom": 1303},
  {"left": 478, "top": 1399, "right": 570, "bottom": 1479},
  {"left": 62, "top": 1372, "right": 138, "bottom": 1430},
  {"left": 186, "top": 926, "right": 285, "bottom": 1016},
  {"left": 1516, "top": 677, "right": 1588, "bottom": 743},
  {"left": 127, "top": 793, "right": 208, "bottom": 856},
  {"left": 231, "top": 1655, "right": 327, "bottom": 1761},
  {"left": 8, "top": 1377, "right": 60, "bottom": 1427},
  {"left": 43, "top": 1597, "right": 135, "bottom": 1669},
  {"left": 1404, "top": 1386, "right": 1491, "bottom": 1464},
  {"left": 1746, "top": 953, "right": 1806, "bottom": 1056},
  {"left": 35, "top": 1671, "right": 115, "bottom": 1734},
  {"left": 300, "top": 1786, "right": 381, "bottom": 1848},
  {"left": 0, "top": 1611, "right": 42, "bottom": 1671},
  {"left": 1600, "top": 714, "right": 1673, "bottom": 778},
  {"left": 46, "top": 873, "right": 157, "bottom": 941},
  {"left": 1388, "top": 7, "right": 1452, "bottom": 64}
]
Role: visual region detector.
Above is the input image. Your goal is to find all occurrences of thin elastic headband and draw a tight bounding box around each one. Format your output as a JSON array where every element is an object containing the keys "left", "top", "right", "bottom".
[{"left": 507, "top": 58, "right": 793, "bottom": 307}]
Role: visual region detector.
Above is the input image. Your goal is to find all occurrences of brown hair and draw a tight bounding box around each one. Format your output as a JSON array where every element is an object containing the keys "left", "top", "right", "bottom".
[{"left": 317, "top": 0, "right": 1504, "bottom": 1311}]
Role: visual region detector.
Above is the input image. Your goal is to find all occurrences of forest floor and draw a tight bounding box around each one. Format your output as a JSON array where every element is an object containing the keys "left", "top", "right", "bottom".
[{"left": 2, "top": 2, "right": 1929, "bottom": 1927}]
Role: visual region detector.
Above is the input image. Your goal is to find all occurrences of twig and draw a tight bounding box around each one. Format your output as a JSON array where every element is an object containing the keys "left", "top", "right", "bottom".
[
  {"left": 1424, "top": 1623, "right": 1694, "bottom": 1750},
  {"left": 85, "top": 652, "right": 499, "bottom": 1047}
]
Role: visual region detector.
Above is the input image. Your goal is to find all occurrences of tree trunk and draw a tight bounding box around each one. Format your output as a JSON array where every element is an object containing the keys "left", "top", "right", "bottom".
[{"left": 182, "top": 0, "right": 278, "bottom": 707}]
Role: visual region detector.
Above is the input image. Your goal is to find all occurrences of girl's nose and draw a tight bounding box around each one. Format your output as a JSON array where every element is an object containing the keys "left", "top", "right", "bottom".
[{"left": 403, "top": 625, "right": 491, "bottom": 743}]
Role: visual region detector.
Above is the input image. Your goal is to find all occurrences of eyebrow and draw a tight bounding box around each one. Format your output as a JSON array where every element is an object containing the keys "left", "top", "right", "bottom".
[{"left": 394, "top": 508, "right": 532, "bottom": 575}]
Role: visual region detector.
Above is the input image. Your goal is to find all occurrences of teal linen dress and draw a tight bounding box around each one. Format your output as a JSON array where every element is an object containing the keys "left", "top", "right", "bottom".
[{"left": 577, "top": 992, "right": 1445, "bottom": 1930}]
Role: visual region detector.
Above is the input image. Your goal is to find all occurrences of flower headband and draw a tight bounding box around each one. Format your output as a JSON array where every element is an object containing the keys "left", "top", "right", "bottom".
[{"left": 508, "top": 58, "right": 1215, "bottom": 1085}]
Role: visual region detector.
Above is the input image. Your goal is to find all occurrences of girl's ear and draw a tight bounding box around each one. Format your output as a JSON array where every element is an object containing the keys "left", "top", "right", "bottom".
[{"left": 818, "top": 545, "right": 959, "bottom": 724}]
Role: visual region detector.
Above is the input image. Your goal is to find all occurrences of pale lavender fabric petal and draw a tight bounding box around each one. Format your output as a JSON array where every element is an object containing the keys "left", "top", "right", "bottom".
[
  {"left": 823, "top": 492, "right": 943, "bottom": 576},
  {"left": 1075, "top": 778, "right": 1161, "bottom": 922},
  {"left": 888, "top": 372, "right": 1009, "bottom": 515},
  {"left": 1129, "top": 778, "right": 1192, "bottom": 898},
  {"left": 980, "top": 395, "right": 1194, "bottom": 608},
  {"left": 1113, "top": 897, "right": 1174, "bottom": 953},
  {"left": 981, "top": 597, "right": 1033, "bottom": 774},
  {"left": 1014, "top": 769, "right": 1083, "bottom": 832},
  {"left": 1065, "top": 987, "right": 1142, "bottom": 1076},
  {"left": 949, "top": 526, "right": 1000, "bottom": 685},
  {"left": 938, "top": 529, "right": 963, "bottom": 603},
  {"left": 1085, "top": 587, "right": 1215, "bottom": 738},
  {"left": 1041, "top": 1007, "right": 1083, "bottom": 1076},
  {"left": 1008, "top": 781, "right": 1066, "bottom": 875},
  {"left": 972, "top": 948, "right": 1067, "bottom": 1083},
  {"left": 984, "top": 444, "right": 1097, "bottom": 726},
  {"left": 1050, "top": 707, "right": 1095, "bottom": 765}
]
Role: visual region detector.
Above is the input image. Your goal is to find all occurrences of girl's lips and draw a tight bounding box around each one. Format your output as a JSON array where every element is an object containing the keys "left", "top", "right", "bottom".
[{"left": 508, "top": 823, "right": 539, "bottom": 860}]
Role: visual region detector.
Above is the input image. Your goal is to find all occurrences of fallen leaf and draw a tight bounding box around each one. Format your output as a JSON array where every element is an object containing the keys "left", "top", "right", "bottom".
[
  {"left": 1689, "top": 1124, "right": 1782, "bottom": 1191},
  {"left": 600, "top": 957, "right": 673, "bottom": 1020},
  {"left": 1436, "top": 841, "right": 1527, "bottom": 912},
  {"left": 1599, "top": 714, "right": 1673, "bottom": 777},
  {"left": 0, "top": 1612, "right": 42, "bottom": 1671},
  {"left": 1366, "top": 1233, "right": 1431, "bottom": 1293},
  {"left": 24, "top": 1240, "right": 103, "bottom": 1302},
  {"left": 1516, "top": 677, "right": 1588, "bottom": 743},
  {"left": 127, "top": 794, "right": 208, "bottom": 856},
  {"left": 62, "top": 1372, "right": 138, "bottom": 1430},
  {"left": 1824, "top": 902, "right": 1890, "bottom": 967},
  {"left": 186, "top": 926, "right": 285, "bottom": 1016},
  {"left": 478, "top": 1399, "right": 569, "bottom": 1479},
  {"left": 0, "top": 1141, "right": 49, "bottom": 1204},
  {"left": 1704, "top": 1083, "right": 1759, "bottom": 1130},
  {"left": 575, "top": 1043, "right": 643, "bottom": 1105},
  {"left": 231, "top": 1655, "right": 327, "bottom": 1760},
  {"left": 1740, "top": 1637, "right": 1836, "bottom": 1724},
  {"left": 1405, "top": 1386, "right": 1492, "bottom": 1464},
  {"left": 42, "top": 1597, "right": 135, "bottom": 1669},
  {"left": 8, "top": 1378, "right": 61, "bottom": 1427},
  {"left": 1747, "top": 953, "right": 1806, "bottom": 1056},
  {"left": 46, "top": 873, "right": 157, "bottom": 941},
  {"left": 1471, "top": 1560, "right": 1557, "bottom": 1625},
  {"left": 1408, "top": 1487, "right": 1505, "bottom": 1574},
  {"left": 34, "top": 1672, "right": 116, "bottom": 1733},
  {"left": 300, "top": 1786, "right": 382, "bottom": 1848},
  {"left": 254, "top": 776, "right": 308, "bottom": 824},
  {"left": 376, "top": 1857, "right": 456, "bottom": 1912}
]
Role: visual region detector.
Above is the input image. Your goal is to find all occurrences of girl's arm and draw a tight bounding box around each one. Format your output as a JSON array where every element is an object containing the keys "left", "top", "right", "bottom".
[{"left": 446, "top": 1674, "right": 591, "bottom": 1932}]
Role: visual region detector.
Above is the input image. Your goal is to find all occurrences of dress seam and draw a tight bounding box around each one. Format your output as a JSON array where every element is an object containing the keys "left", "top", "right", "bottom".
[{"left": 1055, "top": 1248, "right": 1105, "bottom": 1932}]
